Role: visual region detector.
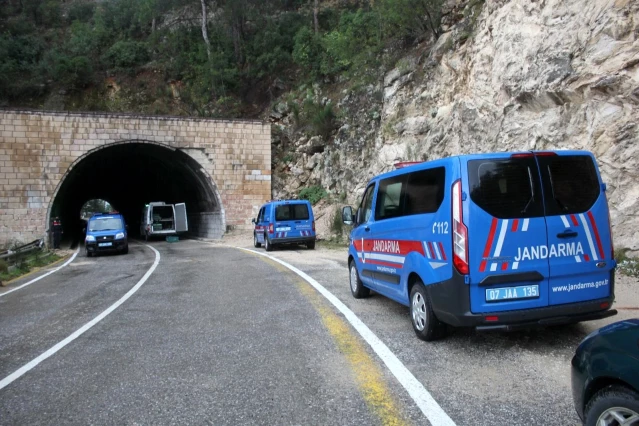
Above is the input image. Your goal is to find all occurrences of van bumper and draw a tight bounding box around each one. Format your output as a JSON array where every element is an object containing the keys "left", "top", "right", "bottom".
[
  {"left": 86, "top": 240, "right": 128, "bottom": 253},
  {"left": 429, "top": 269, "right": 617, "bottom": 330},
  {"left": 270, "top": 236, "right": 316, "bottom": 245}
]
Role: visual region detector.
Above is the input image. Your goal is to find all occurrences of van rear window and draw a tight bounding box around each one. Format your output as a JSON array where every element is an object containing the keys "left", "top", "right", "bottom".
[
  {"left": 468, "top": 158, "right": 544, "bottom": 219},
  {"left": 538, "top": 155, "right": 600, "bottom": 215},
  {"left": 275, "top": 204, "right": 310, "bottom": 221}
]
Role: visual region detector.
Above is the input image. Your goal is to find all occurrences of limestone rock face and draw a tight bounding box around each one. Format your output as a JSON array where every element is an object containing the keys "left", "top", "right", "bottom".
[{"left": 275, "top": 0, "right": 639, "bottom": 249}]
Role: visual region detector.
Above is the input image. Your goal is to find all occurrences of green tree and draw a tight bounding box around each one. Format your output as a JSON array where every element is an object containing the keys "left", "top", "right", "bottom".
[{"left": 377, "top": 0, "right": 443, "bottom": 42}]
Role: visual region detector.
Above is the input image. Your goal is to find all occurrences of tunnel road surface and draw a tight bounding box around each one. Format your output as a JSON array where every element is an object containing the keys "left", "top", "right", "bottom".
[{"left": 0, "top": 241, "right": 423, "bottom": 425}]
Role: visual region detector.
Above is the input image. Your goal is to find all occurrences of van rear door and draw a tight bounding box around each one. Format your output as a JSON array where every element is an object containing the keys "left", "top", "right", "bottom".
[
  {"left": 273, "top": 202, "right": 313, "bottom": 239},
  {"left": 537, "top": 152, "right": 613, "bottom": 305},
  {"left": 466, "top": 154, "right": 550, "bottom": 313},
  {"left": 175, "top": 203, "right": 188, "bottom": 232}
]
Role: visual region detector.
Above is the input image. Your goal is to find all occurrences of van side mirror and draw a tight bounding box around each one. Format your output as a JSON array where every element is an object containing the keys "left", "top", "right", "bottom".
[
  {"left": 342, "top": 206, "right": 354, "bottom": 226},
  {"left": 251, "top": 218, "right": 256, "bottom": 224}
]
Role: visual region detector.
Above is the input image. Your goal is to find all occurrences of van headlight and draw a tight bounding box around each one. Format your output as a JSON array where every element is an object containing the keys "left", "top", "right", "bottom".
[
  {"left": 85, "top": 235, "right": 96, "bottom": 242},
  {"left": 115, "top": 232, "right": 125, "bottom": 239}
]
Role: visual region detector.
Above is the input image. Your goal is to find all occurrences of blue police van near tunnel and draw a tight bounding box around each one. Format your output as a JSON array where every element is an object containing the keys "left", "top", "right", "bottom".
[
  {"left": 343, "top": 150, "right": 617, "bottom": 341},
  {"left": 84, "top": 212, "right": 129, "bottom": 257}
]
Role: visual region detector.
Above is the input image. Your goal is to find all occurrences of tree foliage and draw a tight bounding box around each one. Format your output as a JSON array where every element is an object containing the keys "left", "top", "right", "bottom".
[{"left": 0, "top": 0, "right": 444, "bottom": 113}]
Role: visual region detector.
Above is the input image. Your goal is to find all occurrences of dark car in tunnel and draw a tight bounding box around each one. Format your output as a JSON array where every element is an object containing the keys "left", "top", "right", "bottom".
[
  {"left": 84, "top": 213, "right": 129, "bottom": 257},
  {"left": 571, "top": 319, "right": 639, "bottom": 425}
]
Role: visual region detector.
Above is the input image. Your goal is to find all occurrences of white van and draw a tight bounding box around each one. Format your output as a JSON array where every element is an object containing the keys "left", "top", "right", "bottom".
[{"left": 140, "top": 202, "right": 188, "bottom": 240}]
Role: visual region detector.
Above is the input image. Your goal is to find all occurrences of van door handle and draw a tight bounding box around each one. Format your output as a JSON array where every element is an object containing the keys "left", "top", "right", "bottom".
[{"left": 557, "top": 230, "right": 578, "bottom": 239}]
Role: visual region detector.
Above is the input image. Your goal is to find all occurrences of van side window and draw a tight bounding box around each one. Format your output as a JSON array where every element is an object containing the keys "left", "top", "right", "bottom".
[
  {"left": 375, "top": 167, "right": 445, "bottom": 221},
  {"left": 405, "top": 167, "right": 445, "bottom": 215},
  {"left": 359, "top": 184, "right": 376, "bottom": 224},
  {"left": 468, "top": 158, "right": 543, "bottom": 219},
  {"left": 257, "top": 207, "right": 264, "bottom": 223},
  {"left": 376, "top": 175, "right": 406, "bottom": 220},
  {"left": 538, "top": 155, "right": 600, "bottom": 215}
]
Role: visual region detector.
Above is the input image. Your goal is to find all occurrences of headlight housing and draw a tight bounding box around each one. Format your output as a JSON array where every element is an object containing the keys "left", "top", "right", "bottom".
[
  {"left": 85, "top": 235, "right": 96, "bottom": 242},
  {"left": 115, "top": 232, "right": 125, "bottom": 239}
]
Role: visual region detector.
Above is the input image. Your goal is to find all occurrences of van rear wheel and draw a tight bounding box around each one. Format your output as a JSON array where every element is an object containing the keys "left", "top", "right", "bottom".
[
  {"left": 307, "top": 241, "right": 315, "bottom": 250},
  {"left": 410, "top": 282, "right": 447, "bottom": 341},
  {"left": 349, "top": 260, "right": 370, "bottom": 298},
  {"left": 265, "top": 234, "right": 273, "bottom": 252},
  {"left": 254, "top": 234, "right": 261, "bottom": 248}
]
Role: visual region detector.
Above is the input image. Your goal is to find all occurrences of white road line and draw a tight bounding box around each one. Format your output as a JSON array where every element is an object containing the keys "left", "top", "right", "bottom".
[
  {"left": 237, "top": 247, "right": 457, "bottom": 426},
  {"left": 0, "top": 250, "right": 79, "bottom": 299},
  {"left": 0, "top": 245, "right": 160, "bottom": 391}
]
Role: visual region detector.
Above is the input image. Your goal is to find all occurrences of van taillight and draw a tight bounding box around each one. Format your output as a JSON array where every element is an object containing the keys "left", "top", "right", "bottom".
[
  {"left": 312, "top": 221, "right": 315, "bottom": 232},
  {"left": 452, "top": 180, "right": 469, "bottom": 274},
  {"left": 268, "top": 223, "right": 274, "bottom": 234}
]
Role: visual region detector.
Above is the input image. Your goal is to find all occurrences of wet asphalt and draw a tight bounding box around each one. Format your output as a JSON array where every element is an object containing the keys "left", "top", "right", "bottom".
[
  {"left": 0, "top": 241, "right": 385, "bottom": 425},
  {"left": 1, "top": 238, "right": 631, "bottom": 426}
]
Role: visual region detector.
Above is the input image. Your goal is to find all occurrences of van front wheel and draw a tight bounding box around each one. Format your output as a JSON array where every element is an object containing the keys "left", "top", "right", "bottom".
[
  {"left": 349, "top": 260, "right": 370, "bottom": 298},
  {"left": 410, "top": 282, "right": 447, "bottom": 341}
]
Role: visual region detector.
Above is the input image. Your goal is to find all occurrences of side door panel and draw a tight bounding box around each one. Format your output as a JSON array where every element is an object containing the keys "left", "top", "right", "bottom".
[
  {"left": 174, "top": 203, "right": 188, "bottom": 233},
  {"left": 255, "top": 207, "right": 265, "bottom": 244},
  {"left": 538, "top": 153, "right": 614, "bottom": 304},
  {"left": 466, "top": 155, "right": 550, "bottom": 313},
  {"left": 350, "top": 183, "right": 378, "bottom": 290}
]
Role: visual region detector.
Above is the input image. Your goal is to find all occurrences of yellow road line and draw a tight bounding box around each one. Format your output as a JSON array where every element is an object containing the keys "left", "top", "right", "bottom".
[{"left": 259, "top": 255, "right": 407, "bottom": 426}]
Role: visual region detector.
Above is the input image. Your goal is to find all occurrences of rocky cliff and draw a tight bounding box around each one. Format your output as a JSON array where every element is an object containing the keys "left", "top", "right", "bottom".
[{"left": 273, "top": 0, "right": 639, "bottom": 250}]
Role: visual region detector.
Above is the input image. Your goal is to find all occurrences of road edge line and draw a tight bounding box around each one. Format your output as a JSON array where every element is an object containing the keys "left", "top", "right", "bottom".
[
  {"left": 0, "top": 245, "right": 161, "bottom": 390},
  {"left": 235, "top": 247, "right": 457, "bottom": 426},
  {"left": 0, "top": 250, "right": 79, "bottom": 298}
]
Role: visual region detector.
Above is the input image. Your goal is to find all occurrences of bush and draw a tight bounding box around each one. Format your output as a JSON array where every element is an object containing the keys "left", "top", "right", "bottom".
[
  {"left": 299, "top": 186, "right": 327, "bottom": 205},
  {"left": 331, "top": 206, "right": 344, "bottom": 235},
  {"left": 0, "top": 259, "right": 7, "bottom": 274},
  {"left": 103, "top": 40, "right": 149, "bottom": 71},
  {"left": 303, "top": 100, "right": 337, "bottom": 140}
]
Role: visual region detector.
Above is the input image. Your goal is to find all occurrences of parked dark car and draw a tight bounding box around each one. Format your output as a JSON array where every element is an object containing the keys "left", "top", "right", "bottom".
[{"left": 571, "top": 319, "right": 639, "bottom": 425}]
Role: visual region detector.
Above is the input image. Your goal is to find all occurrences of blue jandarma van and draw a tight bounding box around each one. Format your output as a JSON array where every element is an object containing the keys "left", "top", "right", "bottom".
[
  {"left": 253, "top": 200, "right": 316, "bottom": 251},
  {"left": 342, "top": 151, "right": 617, "bottom": 340}
]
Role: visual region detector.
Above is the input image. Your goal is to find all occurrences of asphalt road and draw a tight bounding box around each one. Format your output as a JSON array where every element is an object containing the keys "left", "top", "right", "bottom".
[{"left": 1, "top": 238, "right": 636, "bottom": 425}]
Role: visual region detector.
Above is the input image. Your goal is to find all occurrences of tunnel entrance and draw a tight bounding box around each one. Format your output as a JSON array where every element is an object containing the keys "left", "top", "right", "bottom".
[{"left": 49, "top": 142, "right": 224, "bottom": 247}]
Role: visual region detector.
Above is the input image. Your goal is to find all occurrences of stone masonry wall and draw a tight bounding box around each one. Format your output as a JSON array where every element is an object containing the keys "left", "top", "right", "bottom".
[{"left": 0, "top": 110, "right": 271, "bottom": 245}]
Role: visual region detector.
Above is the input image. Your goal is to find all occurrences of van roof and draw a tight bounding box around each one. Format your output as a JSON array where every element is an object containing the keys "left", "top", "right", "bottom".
[{"left": 374, "top": 150, "right": 594, "bottom": 181}]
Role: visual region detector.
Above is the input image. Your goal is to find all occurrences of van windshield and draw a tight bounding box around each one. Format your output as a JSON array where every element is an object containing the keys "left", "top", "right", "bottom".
[
  {"left": 89, "top": 218, "right": 123, "bottom": 232},
  {"left": 275, "top": 204, "right": 310, "bottom": 221}
]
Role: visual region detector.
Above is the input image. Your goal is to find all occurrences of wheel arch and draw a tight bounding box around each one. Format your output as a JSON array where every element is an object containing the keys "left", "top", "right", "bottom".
[{"left": 584, "top": 377, "right": 639, "bottom": 412}]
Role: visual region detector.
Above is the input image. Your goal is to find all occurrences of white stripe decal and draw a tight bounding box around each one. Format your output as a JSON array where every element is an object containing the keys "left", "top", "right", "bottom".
[
  {"left": 236, "top": 247, "right": 458, "bottom": 426},
  {"left": 560, "top": 215, "right": 570, "bottom": 228},
  {"left": 522, "top": 219, "right": 529, "bottom": 232},
  {"left": 433, "top": 242, "right": 442, "bottom": 260},
  {"left": 365, "top": 253, "right": 406, "bottom": 264},
  {"left": 579, "top": 214, "right": 598, "bottom": 261},
  {"left": 493, "top": 220, "right": 509, "bottom": 257},
  {"left": 490, "top": 263, "right": 498, "bottom": 272},
  {"left": 512, "top": 261, "right": 519, "bottom": 270},
  {"left": 423, "top": 242, "right": 432, "bottom": 259},
  {"left": 575, "top": 256, "right": 582, "bottom": 263},
  {"left": 0, "top": 245, "right": 160, "bottom": 390}
]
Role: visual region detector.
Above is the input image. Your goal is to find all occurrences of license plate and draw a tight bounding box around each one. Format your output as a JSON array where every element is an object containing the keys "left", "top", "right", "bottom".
[
  {"left": 276, "top": 227, "right": 291, "bottom": 232},
  {"left": 98, "top": 242, "right": 112, "bottom": 247},
  {"left": 486, "top": 285, "right": 539, "bottom": 302}
]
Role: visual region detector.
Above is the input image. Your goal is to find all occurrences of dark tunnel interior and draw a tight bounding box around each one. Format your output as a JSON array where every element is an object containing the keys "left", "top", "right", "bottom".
[{"left": 50, "top": 143, "right": 222, "bottom": 247}]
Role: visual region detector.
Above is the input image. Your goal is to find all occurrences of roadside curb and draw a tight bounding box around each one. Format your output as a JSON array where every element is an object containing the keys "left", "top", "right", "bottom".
[{"left": 0, "top": 252, "right": 72, "bottom": 287}]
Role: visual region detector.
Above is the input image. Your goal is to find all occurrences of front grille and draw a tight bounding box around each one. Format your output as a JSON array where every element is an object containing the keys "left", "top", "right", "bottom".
[{"left": 96, "top": 235, "right": 115, "bottom": 241}]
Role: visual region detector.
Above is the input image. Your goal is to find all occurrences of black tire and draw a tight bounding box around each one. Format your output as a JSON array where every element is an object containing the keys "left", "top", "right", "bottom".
[
  {"left": 585, "top": 385, "right": 639, "bottom": 426},
  {"left": 85, "top": 247, "right": 92, "bottom": 258},
  {"left": 307, "top": 241, "right": 315, "bottom": 250},
  {"left": 264, "top": 234, "right": 273, "bottom": 252},
  {"left": 409, "top": 281, "right": 448, "bottom": 341},
  {"left": 349, "top": 260, "right": 370, "bottom": 298},
  {"left": 122, "top": 245, "right": 129, "bottom": 255},
  {"left": 254, "top": 233, "right": 261, "bottom": 248}
]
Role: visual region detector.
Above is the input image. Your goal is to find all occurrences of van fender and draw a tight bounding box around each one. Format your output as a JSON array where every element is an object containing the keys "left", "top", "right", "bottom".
[{"left": 401, "top": 251, "right": 440, "bottom": 301}]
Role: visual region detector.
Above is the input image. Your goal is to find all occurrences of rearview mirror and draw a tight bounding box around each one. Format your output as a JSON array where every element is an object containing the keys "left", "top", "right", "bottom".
[{"left": 342, "top": 206, "right": 354, "bottom": 226}]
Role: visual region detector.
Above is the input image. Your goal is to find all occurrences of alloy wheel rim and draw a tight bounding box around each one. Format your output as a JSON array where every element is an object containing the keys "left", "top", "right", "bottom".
[
  {"left": 596, "top": 407, "right": 639, "bottom": 426},
  {"left": 412, "top": 292, "right": 427, "bottom": 331},
  {"left": 350, "top": 265, "right": 358, "bottom": 293}
]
